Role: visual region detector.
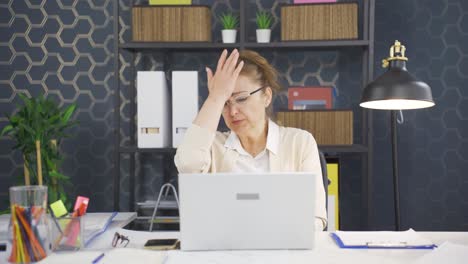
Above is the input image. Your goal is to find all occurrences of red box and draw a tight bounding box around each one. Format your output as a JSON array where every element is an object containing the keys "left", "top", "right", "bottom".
[{"left": 288, "top": 87, "right": 334, "bottom": 110}]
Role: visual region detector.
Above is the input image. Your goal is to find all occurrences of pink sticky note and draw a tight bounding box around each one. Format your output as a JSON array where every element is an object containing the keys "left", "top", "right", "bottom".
[{"left": 73, "top": 196, "right": 89, "bottom": 213}]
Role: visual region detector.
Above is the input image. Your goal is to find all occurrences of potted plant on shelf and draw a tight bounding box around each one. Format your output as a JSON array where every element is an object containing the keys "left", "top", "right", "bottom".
[
  {"left": 256, "top": 11, "right": 273, "bottom": 43},
  {"left": 219, "top": 12, "right": 239, "bottom": 43},
  {"left": 1, "top": 93, "right": 77, "bottom": 208}
]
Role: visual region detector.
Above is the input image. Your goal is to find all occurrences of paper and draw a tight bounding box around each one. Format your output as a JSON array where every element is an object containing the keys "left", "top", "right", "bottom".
[
  {"left": 83, "top": 213, "right": 114, "bottom": 231},
  {"left": 334, "top": 229, "right": 434, "bottom": 248},
  {"left": 38, "top": 251, "right": 102, "bottom": 264},
  {"left": 37, "top": 248, "right": 166, "bottom": 264},
  {"left": 413, "top": 242, "right": 468, "bottom": 264},
  {"left": 165, "top": 248, "right": 399, "bottom": 264},
  {"left": 102, "top": 248, "right": 167, "bottom": 264}
]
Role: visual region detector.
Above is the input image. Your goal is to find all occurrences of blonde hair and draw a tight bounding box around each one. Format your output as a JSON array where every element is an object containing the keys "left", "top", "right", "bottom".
[{"left": 237, "top": 50, "right": 281, "bottom": 117}]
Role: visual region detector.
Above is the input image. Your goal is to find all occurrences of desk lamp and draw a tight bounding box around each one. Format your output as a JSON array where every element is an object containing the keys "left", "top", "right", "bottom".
[{"left": 360, "top": 40, "right": 435, "bottom": 230}]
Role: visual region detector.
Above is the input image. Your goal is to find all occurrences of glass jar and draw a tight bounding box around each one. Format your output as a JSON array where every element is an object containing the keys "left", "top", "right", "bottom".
[{"left": 8, "top": 185, "right": 50, "bottom": 263}]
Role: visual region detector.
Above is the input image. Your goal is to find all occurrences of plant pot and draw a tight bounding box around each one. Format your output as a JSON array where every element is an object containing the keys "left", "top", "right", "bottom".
[
  {"left": 256, "top": 29, "right": 271, "bottom": 43},
  {"left": 222, "top": 29, "right": 237, "bottom": 43}
]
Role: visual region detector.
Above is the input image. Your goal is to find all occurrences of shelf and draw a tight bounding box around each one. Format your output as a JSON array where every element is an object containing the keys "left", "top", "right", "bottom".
[
  {"left": 244, "top": 40, "right": 370, "bottom": 49},
  {"left": 120, "top": 42, "right": 240, "bottom": 51},
  {"left": 120, "top": 145, "right": 366, "bottom": 154},
  {"left": 119, "top": 146, "right": 176, "bottom": 153},
  {"left": 137, "top": 200, "right": 178, "bottom": 210},
  {"left": 120, "top": 40, "right": 369, "bottom": 51},
  {"left": 136, "top": 216, "right": 179, "bottom": 224},
  {"left": 319, "top": 144, "right": 368, "bottom": 153}
]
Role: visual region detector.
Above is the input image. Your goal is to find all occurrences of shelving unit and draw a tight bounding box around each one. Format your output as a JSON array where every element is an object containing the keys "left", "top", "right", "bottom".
[{"left": 114, "top": 0, "right": 375, "bottom": 230}]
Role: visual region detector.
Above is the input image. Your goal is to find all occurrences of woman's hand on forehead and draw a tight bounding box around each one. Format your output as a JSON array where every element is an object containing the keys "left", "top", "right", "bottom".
[{"left": 205, "top": 49, "right": 244, "bottom": 102}]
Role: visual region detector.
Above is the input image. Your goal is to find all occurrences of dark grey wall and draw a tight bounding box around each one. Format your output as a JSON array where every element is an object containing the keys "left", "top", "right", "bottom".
[
  {"left": 372, "top": 0, "right": 468, "bottom": 231},
  {"left": 0, "top": 0, "right": 116, "bottom": 211},
  {"left": 1, "top": 0, "right": 467, "bottom": 231}
]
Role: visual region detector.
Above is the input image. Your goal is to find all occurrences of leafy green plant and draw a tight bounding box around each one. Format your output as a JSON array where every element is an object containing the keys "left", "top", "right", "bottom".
[
  {"left": 256, "top": 11, "right": 273, "bottom": 29},
  {"left": 1, "top": 93, "right": 77, "bottom": 208},
  {"left": 219, "top": 12, "right": 239, "bottom": 30}
]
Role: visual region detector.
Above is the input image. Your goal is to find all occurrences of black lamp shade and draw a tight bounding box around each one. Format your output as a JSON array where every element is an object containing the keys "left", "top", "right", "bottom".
[{"left": 360, "top": 61, "right": 435, "bottom": 110}]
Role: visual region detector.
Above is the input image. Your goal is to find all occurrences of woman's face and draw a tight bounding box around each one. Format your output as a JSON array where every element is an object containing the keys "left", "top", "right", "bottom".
[{"left": 221, "top": 75, "right": 272, "bottom": 136}]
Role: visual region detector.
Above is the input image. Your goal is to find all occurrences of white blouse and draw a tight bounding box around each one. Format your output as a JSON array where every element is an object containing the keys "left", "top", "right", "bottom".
[{"left": 223, "top": 120, "right": 325, "bottom": 231}]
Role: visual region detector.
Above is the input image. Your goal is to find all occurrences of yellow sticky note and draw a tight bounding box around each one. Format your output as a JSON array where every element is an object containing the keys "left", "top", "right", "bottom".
[{"left": 50, "top": 200, "right": 68, "bottom": 217}]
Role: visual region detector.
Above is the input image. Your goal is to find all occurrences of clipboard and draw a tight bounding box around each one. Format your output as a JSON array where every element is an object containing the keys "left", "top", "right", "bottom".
[{"left": 331, "top": 231, "right": 437, "bottom": 249}]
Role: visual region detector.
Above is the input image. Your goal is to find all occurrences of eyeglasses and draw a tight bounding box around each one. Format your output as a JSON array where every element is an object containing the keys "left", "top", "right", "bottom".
[
  {"left": 224, "top": 86, "right": 266, "bottom": 110},
  {"left": 112, "top": 232, "right": 129, "bottom": 248}
]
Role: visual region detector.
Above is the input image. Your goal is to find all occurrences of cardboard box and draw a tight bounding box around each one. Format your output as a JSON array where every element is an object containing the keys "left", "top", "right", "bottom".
[
  {"left": 276, "top": 110, "right": 353, "bottom": 145},
  {"left": 281, "top": 2, "right": 358, "bottom": 41},
  {"left": 132, "top": 6, "right": 211, "bottom": 42},
  {"left": 149, "top": 0, "right": 192, "bottom": 4}
]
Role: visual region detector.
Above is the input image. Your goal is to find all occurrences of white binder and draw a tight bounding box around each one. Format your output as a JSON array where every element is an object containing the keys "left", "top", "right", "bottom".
[
  {"left": 172, "top": 71, "right": 199, "bottom": 148},
  {"left": 137, "top": 71, "right": 170, "bottom": 148}
]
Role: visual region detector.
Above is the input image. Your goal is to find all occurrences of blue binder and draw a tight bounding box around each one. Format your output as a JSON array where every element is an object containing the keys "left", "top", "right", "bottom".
[{"left": 331, "top": 233, "right": 437, "bottom": 249}]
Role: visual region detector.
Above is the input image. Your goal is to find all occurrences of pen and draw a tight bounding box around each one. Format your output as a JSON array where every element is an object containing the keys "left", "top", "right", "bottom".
[{"left": 92, "top": 253, "right": 105, "bottom": 264}]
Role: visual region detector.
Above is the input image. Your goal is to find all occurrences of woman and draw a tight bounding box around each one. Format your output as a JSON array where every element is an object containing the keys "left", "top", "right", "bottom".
[{"left": 174, "top": 49, "right": 327, "bottom": 230}]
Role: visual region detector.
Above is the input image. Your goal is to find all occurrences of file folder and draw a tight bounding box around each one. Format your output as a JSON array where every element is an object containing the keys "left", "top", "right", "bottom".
[
  {"left": 331, "top": 229, "right": 436, "bottom": 249},
  {"left": 172, "top": 71, "right": 199, "bottom": 148},
  {"left": 137, "top": 71, "right": 171, "bottom": 148},
  {"left": 327, "top": 162, "right": 339, "bottom": 231}
]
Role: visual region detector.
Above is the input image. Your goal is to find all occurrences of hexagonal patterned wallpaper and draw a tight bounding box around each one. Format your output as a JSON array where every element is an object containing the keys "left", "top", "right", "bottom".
[
  {"left": 1, "top": 0, "right": 467, "bottom": 231},
  {"left": 0, "top": 0, "right": 116, "bottom": 212},
  {"left": 372, "top": 0, "right": 468, "bottom": 231}
]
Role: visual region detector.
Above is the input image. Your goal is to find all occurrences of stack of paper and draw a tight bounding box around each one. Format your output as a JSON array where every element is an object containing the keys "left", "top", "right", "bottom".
[
  {"left": 332, "top": 229, "right": 436, "bottom": 249},
  {"left": 83, "top": 212, "right": 117, "bottom": 247}
]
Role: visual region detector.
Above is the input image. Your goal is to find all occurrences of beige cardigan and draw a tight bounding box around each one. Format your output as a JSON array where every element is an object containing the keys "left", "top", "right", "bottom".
[{"left": 174, "top": 124, "right": 327, "bottom": 229}]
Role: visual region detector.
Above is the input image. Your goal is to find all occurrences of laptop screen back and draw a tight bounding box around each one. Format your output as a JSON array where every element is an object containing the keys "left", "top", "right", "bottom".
[{"left": 178, "top": 172, "right": 316, "bottom": 251}]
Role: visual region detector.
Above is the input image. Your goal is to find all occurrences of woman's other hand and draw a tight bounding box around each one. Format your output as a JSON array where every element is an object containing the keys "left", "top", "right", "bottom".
[{"left": 205, "top": 49, "right": 244, "bottom": 103}]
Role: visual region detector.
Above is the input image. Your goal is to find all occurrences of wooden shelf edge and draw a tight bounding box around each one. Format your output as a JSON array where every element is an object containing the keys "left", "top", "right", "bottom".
[
  {"left": 319, "top": 144, "right": 368, "bottom": 153},
  {"left": 119, "top": 40, "right": 369, "bottom": 51}
]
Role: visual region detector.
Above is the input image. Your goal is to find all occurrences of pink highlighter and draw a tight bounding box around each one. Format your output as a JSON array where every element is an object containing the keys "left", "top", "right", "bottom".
[
  {"left": 74, "top": 196, "right": 89, "bottom": 214},
  {"left": 65, "top": 196, "right": 90, "bottom": 247}
]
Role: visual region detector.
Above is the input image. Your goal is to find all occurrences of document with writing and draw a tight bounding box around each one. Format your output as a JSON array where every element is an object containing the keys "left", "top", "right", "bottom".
[{"left": 331, "top": 229, "right": 436, "bottom": 249}]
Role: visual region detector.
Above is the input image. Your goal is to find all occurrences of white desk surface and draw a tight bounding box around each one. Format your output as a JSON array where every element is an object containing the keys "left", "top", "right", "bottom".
[
  {"left": 2, "top": 212, "right": 468, "bottom": 264},
  {"left": 42, "top": 230, "right": 468, "bottom": 264}
]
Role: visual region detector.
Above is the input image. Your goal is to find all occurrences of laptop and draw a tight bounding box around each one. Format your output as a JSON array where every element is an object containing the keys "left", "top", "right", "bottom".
[{"left": 178, "top": 172, "right": 316, "bottom": 251}]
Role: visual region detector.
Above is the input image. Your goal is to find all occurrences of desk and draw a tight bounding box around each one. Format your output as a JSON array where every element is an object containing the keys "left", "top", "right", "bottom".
[
  {"left": 38, "top": 229, "right": 468, "bottom": 264},
  {"left": 2, "top": 213, "right": 468, "bottom": 264},
  {"left": 147, "top": 231, "right": 468, "bottom": 264}
]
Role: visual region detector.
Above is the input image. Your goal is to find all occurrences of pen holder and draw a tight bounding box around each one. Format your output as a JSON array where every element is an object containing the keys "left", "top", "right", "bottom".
[
  {"left": 8, "top": 185, "right": 50, "bottom": 263},
  {"left": 50, "top": 215, "right": 83, "bottom": 251}
]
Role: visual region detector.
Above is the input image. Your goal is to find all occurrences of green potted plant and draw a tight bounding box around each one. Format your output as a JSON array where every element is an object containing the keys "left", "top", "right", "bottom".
[
  {"left": 219, "top": 12, "right": 239, "bottom": 43},
  {"left": 256, "top": 11, "right": 273, "bottom": 43},
  {"left": 1, "top": 93, "right": 77, "bottom": 208}
]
